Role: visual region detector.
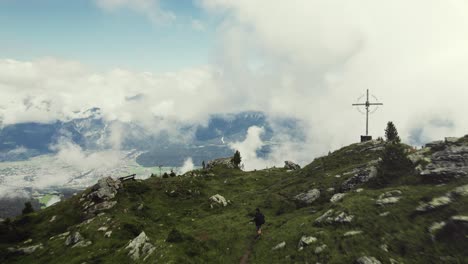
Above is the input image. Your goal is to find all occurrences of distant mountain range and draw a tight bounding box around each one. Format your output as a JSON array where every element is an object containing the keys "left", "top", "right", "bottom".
[{"left": 0, "top": 108, "right": 304, "bottom": 167}]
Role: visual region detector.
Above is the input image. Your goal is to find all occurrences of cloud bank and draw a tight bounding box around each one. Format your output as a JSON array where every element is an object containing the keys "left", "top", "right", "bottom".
[{"left": 2, "top": 1, "right": 468, "bottom": 170}]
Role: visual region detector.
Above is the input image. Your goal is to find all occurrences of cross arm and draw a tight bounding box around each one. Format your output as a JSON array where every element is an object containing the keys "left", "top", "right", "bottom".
[
  {"left": 352, "top": 103, "right": 366, "bottom": 106},
  {"left": 368, "top": 103, "right": 383, "bottom": 105}
]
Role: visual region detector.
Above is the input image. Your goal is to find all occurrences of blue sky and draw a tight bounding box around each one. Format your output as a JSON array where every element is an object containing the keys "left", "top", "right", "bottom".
[{"left": 0, "top": 0, "right": 216, "bottom": 72}]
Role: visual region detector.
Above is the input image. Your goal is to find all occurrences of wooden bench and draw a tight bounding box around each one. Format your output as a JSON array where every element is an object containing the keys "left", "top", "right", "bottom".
[{"left": 119, "top": 174, "right": 136, "bottom": 182}]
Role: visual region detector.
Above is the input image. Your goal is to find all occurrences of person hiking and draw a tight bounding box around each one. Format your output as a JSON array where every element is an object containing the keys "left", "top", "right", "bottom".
[{"left": 252, "top": 208, "right": 265, "bottom": 238}]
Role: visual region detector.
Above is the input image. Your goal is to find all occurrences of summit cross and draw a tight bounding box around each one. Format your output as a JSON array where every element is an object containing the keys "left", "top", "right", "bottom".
[{"left": 352, "top": 89, "right": 383, "bottom": 136}]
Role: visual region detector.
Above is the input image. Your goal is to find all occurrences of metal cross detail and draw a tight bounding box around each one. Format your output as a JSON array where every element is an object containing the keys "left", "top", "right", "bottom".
[{"left": 352, "top": 89, "right": 383, "bottom": 136}]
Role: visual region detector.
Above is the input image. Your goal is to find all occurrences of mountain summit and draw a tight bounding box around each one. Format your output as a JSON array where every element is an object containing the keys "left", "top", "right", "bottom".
[{"left": 1, "top": 136, "right": 467, "bottom": 263}]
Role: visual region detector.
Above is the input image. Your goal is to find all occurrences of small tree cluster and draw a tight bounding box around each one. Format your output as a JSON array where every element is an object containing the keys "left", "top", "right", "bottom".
[{"left": 376, "top": 122, "right": 413, "bottom": 185}]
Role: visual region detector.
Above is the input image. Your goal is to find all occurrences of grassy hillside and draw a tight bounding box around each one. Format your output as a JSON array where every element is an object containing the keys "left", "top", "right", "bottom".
[{"left": 1, "top": 139, "right": 467, "bottom": 263}]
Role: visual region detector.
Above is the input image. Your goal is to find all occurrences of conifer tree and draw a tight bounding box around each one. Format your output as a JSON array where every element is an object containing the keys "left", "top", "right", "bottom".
[
  {"left": 232, "top": 150, "right": 242, "bottom": 168},
  {"left": 385, "top": 121, "right": 401, "bottom": 143},
  {"left": 22, "top": 201, "right": 34, "bottom": 215}
]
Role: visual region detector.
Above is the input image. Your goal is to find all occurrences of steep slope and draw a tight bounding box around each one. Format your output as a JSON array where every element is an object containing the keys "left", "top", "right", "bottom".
[{"left": 1, "top": 137, "right": 468, "bottom": 263}]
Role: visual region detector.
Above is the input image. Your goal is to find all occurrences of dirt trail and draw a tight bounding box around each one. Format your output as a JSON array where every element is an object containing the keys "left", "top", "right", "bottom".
[{"left": 239, "top": 236, "right": 258, "bottom": 264}]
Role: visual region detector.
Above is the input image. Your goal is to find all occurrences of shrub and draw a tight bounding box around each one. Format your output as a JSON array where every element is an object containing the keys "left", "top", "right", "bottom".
[
  {"left": 22, "top": 202, "right": 34, "bottom": 215},
  {"left": 232, "top": 150, "right": 241, "bottom": 168}
]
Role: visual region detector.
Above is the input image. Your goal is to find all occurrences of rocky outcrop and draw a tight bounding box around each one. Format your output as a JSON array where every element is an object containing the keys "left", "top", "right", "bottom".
[
  {"left": 209, "top": 194, "right": 229, "bottom": 207},
  {"left": 376, "top": 190, "right": 402, "bottom": 205},
  {"left": 356, "top": 256, "right": 382, "bottom": 264},
  {"left": 8, "top": 243, "right": 43, "bottom": 255},
  {"left": 65, "top": 232, "right": 92, "bottom": 248},
  {"left": 418, "top": 139, "right": 468, "bottom": 183},
  {"left": 341, "top": 165, "right": 378, "bottom": 191},
  {"left": 80, "top": 177, "right": 121, "bottom": 215},
  {"left": 206, "top": 157, "right": 236, "bottom": 169},
  {"left": 294, "top": 189, "right": 320, "bottom": 204},
  {"left": 315, "top": 209, "right": 354, "bottom": 224},
  {"left": 284, "top": 161, "right": 301, "bottom": 170},
  {"left": 125, "top": 231, "right": 155, "bottom": 261}
]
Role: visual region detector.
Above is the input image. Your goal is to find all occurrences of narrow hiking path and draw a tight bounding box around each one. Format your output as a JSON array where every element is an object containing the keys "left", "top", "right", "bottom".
[{"left": 239, "top": 237, "right": 257, "bottom": 264}]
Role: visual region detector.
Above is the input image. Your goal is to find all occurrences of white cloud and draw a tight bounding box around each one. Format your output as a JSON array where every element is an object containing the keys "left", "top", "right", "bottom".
[
  {"left": 178, "top": 157, "right": 195, "bottom": 174},
  {"left": 95, "top": 0, "right": 176, "bottom": 24},
  {"left": 201, "top": 0, "right": 468, "bottom": 152}
]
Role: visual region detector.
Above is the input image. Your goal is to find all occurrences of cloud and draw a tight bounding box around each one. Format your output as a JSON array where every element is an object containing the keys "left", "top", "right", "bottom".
[
  {"left": 94, "top": 0, "right": 176, "bottom": 24},
  {"left": 229, "top": 126, "right": 269, "bottom": 170},
  {"left": 3, "top": 1, "right": 468, "bottom": 171},
  {"left": 200, "top": 0, "right": 468, "bottom": 157},
  {"left": 178, "top": 157, "right": 195, "bottom": 174}
]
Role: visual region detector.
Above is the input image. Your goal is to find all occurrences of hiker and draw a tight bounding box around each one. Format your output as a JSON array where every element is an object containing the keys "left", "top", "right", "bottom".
[{"left": 252, "top": 208, "right": 265, "bottom": 237}]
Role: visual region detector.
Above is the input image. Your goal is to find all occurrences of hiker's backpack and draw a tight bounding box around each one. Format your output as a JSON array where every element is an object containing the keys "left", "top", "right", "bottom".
[{"left": 257, "top": 213, "right": 265, "bottom": 225}]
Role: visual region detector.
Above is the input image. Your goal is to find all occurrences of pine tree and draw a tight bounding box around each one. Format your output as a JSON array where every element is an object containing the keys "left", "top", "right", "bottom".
[
  {"left": 202, "top": 161, "right": 206, "bottom": 170},
  {"left": 385, "top": 121, "right": 401, "bottom": 143},
  {"left": 22, "top": 201, "right": 34, "bottom": 215},
  {"left": 232, "top": 150, "right": 242, "bottom": 168}
]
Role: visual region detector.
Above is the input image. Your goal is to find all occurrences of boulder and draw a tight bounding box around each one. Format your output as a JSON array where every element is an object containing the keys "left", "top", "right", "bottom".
[
  {"left": 284, "top": 161, "right": 301, "bottom": 170},
  {"left": 125, "top": 231, "right": 156, "bottom": 261},
  {"left": 81, "top": 177, "right": 121, "bottom": 215},
  {"left": 330, "top": 193, "right": 346, "bottom": 203},
  {"left": 294, "top": 189, "right": 320, "bottom": 204},
  {"left": 272, "top": 241, "right": 286, "bottom": 250},
  {"left": 206, "top": 157, "right": 236, "bottom": 169},
  {"left": 65, "top": 232, "right": 84, "bottom": 246},
  {"left": 298, "top": 235, "right": 317, "bottom": 250},
  {"left": 210, "top": 194, "right": 228, "bottom": 207},
  {"left": 356, "top": 256, "right": 382, "bottom": 264}
]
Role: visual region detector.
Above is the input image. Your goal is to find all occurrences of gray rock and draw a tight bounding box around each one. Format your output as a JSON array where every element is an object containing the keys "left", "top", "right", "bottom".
[
  {"left": 272, "top": 241, "right": 286, "bottom": 250},
  {"left": 343, "top": 230, "right": 363, "bottom": 237},
  {"left": 315, "top": 209, "right": 354, "bottom": 224},
  {"left": 82, "top": 177, "right": 121, "bottom": 215},
  {"left": 65, "top": 232, "right": 84, "bottom": 246},
  {"left": 416, "top": 195, "right": 452, "bottom": 212},
  {"left": 72, "top": 240, "right": 92, "bottom": 248},
  {"left": 125, "top": 231, "right": 155, "bottom": 261},
  {"left": 330, "top": 193, "right": 346, "bottom": 203},
  {"left": 341, "top": 166, "right": 377, "bottom": 191},
  {"left": 334, "top": 212, "right": 354, "bottom": 223},
  {"left": 356, "top": 256, "right": 382, "bottom": 264},
  {"left": 314, "top": 244, "right": 327, "bottom": 254},
  {"left": 420, "top": 145, "right": 468, "bottom": 183},
  {"left": 284, "top": 161, "right": 301, "bottom": 170},
  {"left": 206, "top": 157, "right": 236, "bottom": 169},
  {"left": 104, "top": 231, "right": 112, "bottom": 238},
  {"left": 210, "top": 194, "right": 228, "bottom": 207},
  {"left": 451, "top": 215, "right": 468, "bottom": 222},
  {"left": 376, "top": 190, "right": 402, "bottom": 205},
  {"left": 8, "top": 243, "right": 43, "bottom": 255},
  {"left": 294, "top": 189, "right": 320, "bottom": 204},
  {"left": 315, "top": 209, "right": 334, "bottom": 224},
  {"left": 298, "top": 235, "right": 317, "bottom": 250}
]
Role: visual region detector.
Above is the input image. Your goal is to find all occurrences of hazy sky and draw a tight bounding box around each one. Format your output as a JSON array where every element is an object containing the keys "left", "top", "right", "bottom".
[{"left": 1, "top": 0, "right": 468, "bottom": 166}]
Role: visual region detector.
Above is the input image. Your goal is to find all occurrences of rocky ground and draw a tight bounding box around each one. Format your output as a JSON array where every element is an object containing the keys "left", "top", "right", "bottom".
[{"left": 0, "top": 136, "right": 467, "bottom": 263}]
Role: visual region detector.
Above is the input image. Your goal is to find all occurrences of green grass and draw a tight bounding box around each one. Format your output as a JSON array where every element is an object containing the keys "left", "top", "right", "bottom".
[{"left": 1, "top": 141, "right": 467, "bottom": 263}]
